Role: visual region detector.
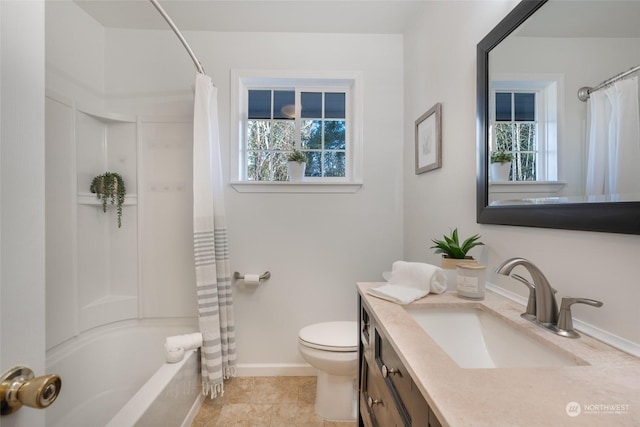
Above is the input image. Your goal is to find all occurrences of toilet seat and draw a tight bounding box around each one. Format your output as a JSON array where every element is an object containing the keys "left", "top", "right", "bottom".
[{"left": 298, "top": 321, "right": 357, "bottom": 352}]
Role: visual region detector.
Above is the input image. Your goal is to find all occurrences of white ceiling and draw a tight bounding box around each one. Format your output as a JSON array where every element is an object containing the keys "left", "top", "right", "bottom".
[
  {"left": 518, "top": 0, "right": 640, "bottom": 38},
  {"left": 72, "top": 0, "right": 640, "bottom": 37},
  {"left": 72, "top": 0, "right": 425, "bottom": 33}
]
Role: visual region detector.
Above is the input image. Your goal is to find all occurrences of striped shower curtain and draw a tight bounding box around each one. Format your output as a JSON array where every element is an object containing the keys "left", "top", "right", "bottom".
[{"left": 193, "top": 73, "right": 236, "bottom": 397}]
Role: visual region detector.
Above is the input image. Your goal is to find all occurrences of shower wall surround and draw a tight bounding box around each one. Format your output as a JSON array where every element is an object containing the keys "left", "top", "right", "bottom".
[
  {"left": 46, "top": 92, "right": 139, "bottom": 347},
  {"left": 46, "top": 2, "right": 198, "bottom": 350},
  {"left": 45, "top": 90, "right": 198, "bottom": 349}
]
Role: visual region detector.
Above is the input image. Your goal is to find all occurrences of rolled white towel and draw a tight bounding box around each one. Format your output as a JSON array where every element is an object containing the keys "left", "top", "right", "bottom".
[
  {"left": 165, "top": 347, "right": 185, "bottom": 364},
  {"left": 164, "top": 332, "right": 203, "bottom": 352},
  {"left": 387, "top": 261, "right": 447, "bottom": 295}
]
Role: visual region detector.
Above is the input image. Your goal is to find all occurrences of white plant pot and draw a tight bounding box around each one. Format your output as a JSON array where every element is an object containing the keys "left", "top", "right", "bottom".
[
  {"left": 490, "top": 162, "right": 511, "bottom": 181},
  {"left": 287, "top": 161, "right": 306, "bottom": 181}
]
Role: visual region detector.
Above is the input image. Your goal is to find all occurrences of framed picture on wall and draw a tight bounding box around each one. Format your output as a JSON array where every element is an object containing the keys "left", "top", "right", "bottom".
[{"left": 415, "top": 103, "right": 442, "bottom": 174}]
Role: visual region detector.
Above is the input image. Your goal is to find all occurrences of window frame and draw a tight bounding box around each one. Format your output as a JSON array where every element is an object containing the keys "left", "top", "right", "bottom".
[
  {"left": 230, "top": 70, "right": 363, "bottom": 193},
  {"left": 492, "top": 89, "right": 542, "bottom": 181},
  {"left": 489, "top": 75, "right": 561, "bottom": 183}
]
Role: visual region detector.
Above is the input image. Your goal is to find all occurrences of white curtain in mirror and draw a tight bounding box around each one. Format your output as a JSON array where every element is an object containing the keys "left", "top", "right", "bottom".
[{"left": 586, "top": 76, "right": 640, "bottom": 199}]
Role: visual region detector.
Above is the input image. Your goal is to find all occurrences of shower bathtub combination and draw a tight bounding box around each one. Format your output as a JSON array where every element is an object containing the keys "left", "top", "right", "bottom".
[
  {"left": 43, "top": 2, "right": 226, "bottom": 426},
  {"left": 46, "top": 321, "right": 202, "bottom": 427}
]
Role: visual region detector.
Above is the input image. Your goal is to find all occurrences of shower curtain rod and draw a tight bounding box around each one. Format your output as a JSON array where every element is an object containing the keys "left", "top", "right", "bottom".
[
  {"left": 149, "top": 0, "right": 205, "bottom": 74},
  {"left": 578, "top": 64, "right": 640, "bottom": 101}
]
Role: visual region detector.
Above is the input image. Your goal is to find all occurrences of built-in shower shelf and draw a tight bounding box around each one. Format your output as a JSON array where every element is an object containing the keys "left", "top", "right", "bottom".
[{"left": 77, "top": 192, "right": 137, "bottom": 206}]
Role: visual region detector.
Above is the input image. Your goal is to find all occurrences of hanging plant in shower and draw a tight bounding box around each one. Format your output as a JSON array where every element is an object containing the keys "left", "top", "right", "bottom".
[{"left": 90, "top": 172, "right": 126, "bottom": 228}]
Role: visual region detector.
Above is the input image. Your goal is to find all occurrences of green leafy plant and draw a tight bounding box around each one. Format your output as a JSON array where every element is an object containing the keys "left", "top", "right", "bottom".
[
  {"left": 287, "top": 149, "right": 307, "bottom": 163},
  {"left": 431, "top": 228, "right": 483, "bottom": 259},
  {"left": 90, "top": 172, "right": 126, "bottom": 228},
  {"left": 490, "top": 151, "right": 513, "bottom": 164}
]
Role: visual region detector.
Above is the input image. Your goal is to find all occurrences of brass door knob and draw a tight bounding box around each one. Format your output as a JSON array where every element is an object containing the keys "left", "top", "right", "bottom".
[{"left": 1, "top": 366, "right": 62, "bottom": 416}]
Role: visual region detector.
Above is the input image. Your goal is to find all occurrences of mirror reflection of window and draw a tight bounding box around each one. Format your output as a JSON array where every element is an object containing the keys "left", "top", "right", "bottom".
[
  {"left": 494, "top": 91, "right": 537, "bottom": 180},
  {"left": 490, "top": 78, "right": 559, "bottom": 183}
]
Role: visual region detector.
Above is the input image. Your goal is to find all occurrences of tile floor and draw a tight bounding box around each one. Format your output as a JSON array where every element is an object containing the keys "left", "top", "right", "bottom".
[{"left": 191, "top": 376, "right": 358, "bottom": 427}]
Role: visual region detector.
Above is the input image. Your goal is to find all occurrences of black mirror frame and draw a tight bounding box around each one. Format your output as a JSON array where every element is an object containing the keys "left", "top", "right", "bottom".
[{"left": 476, "top": 0, "right": 640, "bottom": 235}]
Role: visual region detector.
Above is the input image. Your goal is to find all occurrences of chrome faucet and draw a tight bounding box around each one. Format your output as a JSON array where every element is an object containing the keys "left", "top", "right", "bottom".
[
  {"left": 496, "top": 257, "right": 558, "bottom": 325},
  {"left": 495, "top": 257, "right": 603, "bottom": 338}
]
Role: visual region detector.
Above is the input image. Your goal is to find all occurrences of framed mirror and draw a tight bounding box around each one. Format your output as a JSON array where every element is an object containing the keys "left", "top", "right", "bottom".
[{"left": 477, "top": 0, "right": 640, "bottom": 234}]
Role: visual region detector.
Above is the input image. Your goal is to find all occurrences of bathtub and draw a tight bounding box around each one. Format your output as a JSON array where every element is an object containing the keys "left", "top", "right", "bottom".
[{"left": 46, "top": 319, "right": 202, "bottom": 427}]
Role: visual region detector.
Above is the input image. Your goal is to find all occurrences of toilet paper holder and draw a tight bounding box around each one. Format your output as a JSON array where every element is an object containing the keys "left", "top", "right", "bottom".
[{"left": 233, "top": 271, "right": 271, "bottom": 282}]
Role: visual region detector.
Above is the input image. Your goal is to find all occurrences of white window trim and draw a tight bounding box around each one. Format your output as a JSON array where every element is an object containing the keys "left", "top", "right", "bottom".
[
  {"left": 230, "top": 69, "right": 363, "bottom": 193},
  {"left": 490, "top": 73, "right": 564, "bottom": 184}
]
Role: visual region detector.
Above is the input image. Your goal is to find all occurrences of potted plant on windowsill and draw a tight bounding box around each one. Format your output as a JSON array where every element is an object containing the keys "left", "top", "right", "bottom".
[
  {"left": 490, "top": 151, "right": 513, "bottom": 181},
  {"left": 90, "top": 172, "right": 126, "bottom": 228},
  {"left": 431, "top": 228, "right": 483, "bottom": 289},
  {"left": 287, "top": 149, "right": 307, "bottom": 181}
]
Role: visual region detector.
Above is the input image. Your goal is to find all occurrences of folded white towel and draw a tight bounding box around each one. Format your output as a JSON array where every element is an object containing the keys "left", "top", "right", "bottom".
[
  {"left": 367, "top": 284, "right": 428, "bottom": 305},
  {"left": 164, "top": 332, "right": 203, "bottom": 352},
  {"left": 387, "top": 261, "right": 447, "bottom": 295}
]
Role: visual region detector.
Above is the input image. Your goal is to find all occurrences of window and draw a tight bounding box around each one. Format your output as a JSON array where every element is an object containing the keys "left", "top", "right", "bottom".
[
  {"left": 247, "top": 89, "right": 346, "bottom": 180},
  {"left": 231, "top": 71, "right": 362, "bottom": 192},
  {"left": 490, "top": 78, "right": 559, "bottom": 182},
  {"left": 494, "top": 91, "right": 537, "bottom": 181}
]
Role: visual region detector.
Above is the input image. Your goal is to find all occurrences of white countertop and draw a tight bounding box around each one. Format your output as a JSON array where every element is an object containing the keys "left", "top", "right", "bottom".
[{"left": 357, "top": 283, "right": 640, "bottom": 427}]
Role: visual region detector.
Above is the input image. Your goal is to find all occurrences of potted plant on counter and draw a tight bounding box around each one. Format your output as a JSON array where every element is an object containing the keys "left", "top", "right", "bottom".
[
  {"left": 490, "top": 151, "right": 513, "bottom": 181},
  {"left": 287, "top": 149, "right": 307, "bottom": 181},
  {"left": 90, "top": 171, "right": 126, "bottom": 228},
  {"left": 431, "top": 228, "right": 483, "bottom": 289}
]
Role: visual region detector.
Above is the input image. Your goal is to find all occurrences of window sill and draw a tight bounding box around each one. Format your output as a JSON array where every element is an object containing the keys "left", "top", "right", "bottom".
[
  {"left": 489, "top": 181, "right": 566, "bottom": 193},
  {"left": 230, "top": 181, "right": 363, "bottom": 193}
]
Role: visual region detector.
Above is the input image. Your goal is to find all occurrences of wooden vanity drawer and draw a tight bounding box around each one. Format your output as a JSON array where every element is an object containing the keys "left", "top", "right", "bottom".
[
  {"left": 362, "top": 358, "right": 405, "bottom": 427},
  {"left": 360, "top": 304, "right": 373, "bottom": 362},
  {"left": 375, "top": 328, "right": 412, "bottom": 425},
  {"left": 358, "top": 296, "right": 441, "bottom": 427}
]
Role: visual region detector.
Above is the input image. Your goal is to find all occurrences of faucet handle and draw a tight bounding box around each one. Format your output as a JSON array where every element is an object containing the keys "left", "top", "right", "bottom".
[
  {"left": 561, "top": 297, "right": 603, "bottom": 309},
  {"left": 556, "top": 297, "right": 604, "bottom": 338}
]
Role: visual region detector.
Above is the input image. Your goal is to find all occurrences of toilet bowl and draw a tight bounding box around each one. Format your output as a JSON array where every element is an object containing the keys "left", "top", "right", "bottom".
[{"left": 298, "top": 321, "right": 358, "bottom": 421}]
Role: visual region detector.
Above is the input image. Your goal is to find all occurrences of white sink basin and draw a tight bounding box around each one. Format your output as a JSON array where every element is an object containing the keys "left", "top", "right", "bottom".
[{"left": 405, "top": 306, "right": 583, "bottom": 369}]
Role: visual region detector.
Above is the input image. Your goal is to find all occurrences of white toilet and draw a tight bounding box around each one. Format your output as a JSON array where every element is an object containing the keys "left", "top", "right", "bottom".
[{"left": 298, "top": 321, "right": 358, "bottom": 421}]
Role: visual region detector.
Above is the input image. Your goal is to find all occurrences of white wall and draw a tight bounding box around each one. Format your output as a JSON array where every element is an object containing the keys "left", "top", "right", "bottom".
[
  {"left": 46, "top": 1, "right": 403, "bottom": 369},
  {"left": 104, "top": 29, "right": 404, "bottom": 368},
  {"left": 46, "top": 0, "right": 639, "bottom": 369},
  {"left": 45, "top": 0, "right": 105, "bottom": 107},
  {"left": 403, "top": 0, "right": 640, "bottom": 349}
]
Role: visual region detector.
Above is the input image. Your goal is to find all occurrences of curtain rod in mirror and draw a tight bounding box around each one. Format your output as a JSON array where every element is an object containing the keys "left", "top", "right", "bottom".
[{"left": 578, "top": 64, "right": 640, "bottom": 101}]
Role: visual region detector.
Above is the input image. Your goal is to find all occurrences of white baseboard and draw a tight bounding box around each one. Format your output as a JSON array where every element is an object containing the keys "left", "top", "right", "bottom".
[{"left": 235, "top": 363, "right": 316, "bottom": 377}]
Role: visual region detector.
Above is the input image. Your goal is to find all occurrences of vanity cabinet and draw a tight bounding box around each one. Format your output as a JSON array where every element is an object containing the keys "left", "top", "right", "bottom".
[{"left": 358, "top": 296, "right": 442, "bottom": 427}]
